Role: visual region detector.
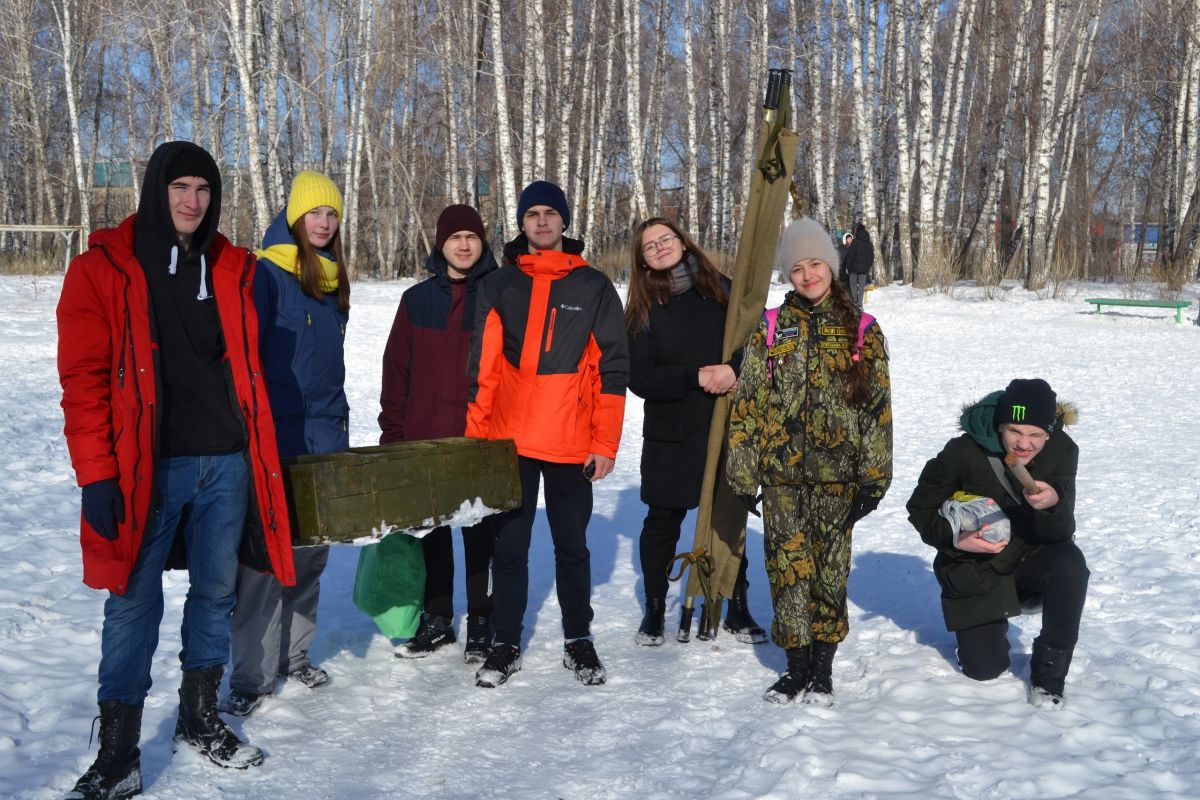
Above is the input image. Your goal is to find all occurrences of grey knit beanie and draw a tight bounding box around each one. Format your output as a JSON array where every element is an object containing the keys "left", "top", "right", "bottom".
[{"left": 776, "top": 217, "right": 840, "bottom": 281}]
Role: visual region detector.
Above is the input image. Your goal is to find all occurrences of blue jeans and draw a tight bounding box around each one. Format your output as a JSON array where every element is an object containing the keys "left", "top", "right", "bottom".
[{"left": 98, "top": 453, "right": 249, "bottom": 704}]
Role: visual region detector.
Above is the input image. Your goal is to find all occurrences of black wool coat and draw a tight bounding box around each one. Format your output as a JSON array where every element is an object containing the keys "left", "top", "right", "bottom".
[
  {"left": 906, "top": 425, "right": 1078, "bottom": 632},
  {"left": 628, "top": 287, "right": 735, "bottom": 510}
]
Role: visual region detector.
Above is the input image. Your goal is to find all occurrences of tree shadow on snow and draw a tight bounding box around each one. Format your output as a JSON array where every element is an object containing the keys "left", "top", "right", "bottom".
[{"left": 849, "top": 551, "right": 959, "bottom": 668}]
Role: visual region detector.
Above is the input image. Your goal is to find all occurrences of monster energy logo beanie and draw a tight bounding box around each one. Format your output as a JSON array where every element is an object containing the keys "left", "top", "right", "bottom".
[{"left": 996, "top": 377, "right": 1057, "bottom": 432}]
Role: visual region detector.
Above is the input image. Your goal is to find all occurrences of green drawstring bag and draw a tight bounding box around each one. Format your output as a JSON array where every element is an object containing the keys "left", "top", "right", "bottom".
[{"left": 352, "top": 531, "right": 425, "bottom": 640}]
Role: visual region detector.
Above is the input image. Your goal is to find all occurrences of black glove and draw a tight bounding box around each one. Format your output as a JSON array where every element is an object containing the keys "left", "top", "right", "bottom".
[
  {"left": 81, "top": 478, "right": 125, "bottom": 541},
  {"left": 738, "top": 494, "right": 762, "bottom": 517},
  {"left": 846, "top": 493, "right": 880, "bottom": 527}
]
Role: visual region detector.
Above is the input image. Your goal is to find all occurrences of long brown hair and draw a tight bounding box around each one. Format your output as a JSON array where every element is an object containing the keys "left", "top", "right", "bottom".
[
  {"left": 624, "top": 217, "right": 728, "bottom": 333},
  {"left": 825, "top": 278, "right": 871, "bottom": 407},
  {"left": 291, "top": 216, "right": 351, "bottom": 312}
]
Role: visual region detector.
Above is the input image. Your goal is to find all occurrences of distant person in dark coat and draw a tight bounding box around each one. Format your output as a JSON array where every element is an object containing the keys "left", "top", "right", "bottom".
[
  {"left": 842, "top": 223, "right": 874, "bottom": 307},
  {"left": 380, "top": 204, "right": 499, "bottom": 664},
  {"left": 624, "top": 217, "right": 766, "bottom": 648}
]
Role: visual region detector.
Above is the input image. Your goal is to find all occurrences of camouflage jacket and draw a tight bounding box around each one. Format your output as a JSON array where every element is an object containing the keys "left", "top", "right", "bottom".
[{"left": 726, "top": 291, "right": 892, "bottom": 499}]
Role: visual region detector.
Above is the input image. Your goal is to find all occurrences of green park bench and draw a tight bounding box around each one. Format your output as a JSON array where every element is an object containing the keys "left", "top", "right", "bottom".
[{"left": 1084, "top": 297, "right": 1193, "bottom": 323}]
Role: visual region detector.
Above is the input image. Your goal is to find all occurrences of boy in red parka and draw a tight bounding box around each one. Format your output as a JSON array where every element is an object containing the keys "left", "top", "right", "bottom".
[{"left": 57, "top": 141, "right": 294, "bottom": 798}]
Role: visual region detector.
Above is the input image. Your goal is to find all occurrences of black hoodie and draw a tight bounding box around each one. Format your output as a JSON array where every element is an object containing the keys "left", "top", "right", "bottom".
[{"left": 134, "top": 141, "right": 244, "bottom": 456}]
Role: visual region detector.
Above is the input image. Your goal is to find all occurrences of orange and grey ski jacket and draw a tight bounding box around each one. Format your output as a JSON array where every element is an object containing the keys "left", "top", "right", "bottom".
[{"left": 466, "top": 237, "right": 629, "bottom": 463}]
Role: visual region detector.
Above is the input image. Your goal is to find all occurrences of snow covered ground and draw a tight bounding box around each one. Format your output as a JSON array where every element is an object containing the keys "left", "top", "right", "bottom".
[{"left": 2, "top": 273, "right": 1199, "bottom": 799}]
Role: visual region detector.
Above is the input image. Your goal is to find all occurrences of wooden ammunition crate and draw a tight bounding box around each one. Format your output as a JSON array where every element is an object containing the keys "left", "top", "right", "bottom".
[{"left": 284, "top": 437, "right": 521, "bottom": 545}]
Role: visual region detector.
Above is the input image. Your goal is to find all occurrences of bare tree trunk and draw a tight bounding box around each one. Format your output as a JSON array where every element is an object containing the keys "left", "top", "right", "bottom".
[
  {"left": 892, "top": 0, "right": 915, "bottom": 282},
  {"left": 225, "top": 0, "right": 270, "bottom": 235},
  {"left": 624, "top": 0, "right": 648, "bottom": 221},
  {"left": 585, "top": 0, "right": 619, "bottom": 242},
  {"left": 932, "top": 0, "right": 979, "bottom": 229},
  {"left": 343, "top": 0, "right": 373, "bottom": 270},
  {"left": 50, "top": 0, "right": 90, "bottom": 232},
  {"left": 645, "top": 0, "right": 669, "bottom": 215},
  {"left": 555, "top": 0, "right": 577, "bottom": 186},
  {"left": 846, "top": 0, "right": 879, "bottom": 263},
  {"left": 263, "top": 0, "right": 285, "bottom": 201},
  {"left": 489, "top": 0, "right": 517, "bottom": 240},
  {"left": 569, "top": 0, "right": 601, "bottom": 209},
  {"left": 1047, "top": 1, "right": 1101, "bottom": 260},
  {"left": 914, "top": 0, "right": 939, "bottom": 264},
  {"left": 683, "top": 0, "right": 699, "bottom": 230}
]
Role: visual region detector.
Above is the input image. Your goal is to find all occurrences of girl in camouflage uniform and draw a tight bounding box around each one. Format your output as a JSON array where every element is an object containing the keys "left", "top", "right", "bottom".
[{"left": 726, "top": 216, "right": 892, "bottom": 705}]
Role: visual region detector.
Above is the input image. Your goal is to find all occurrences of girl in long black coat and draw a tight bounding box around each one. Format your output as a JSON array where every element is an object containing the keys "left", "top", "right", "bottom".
[{"left": 625, "top": 218, "right": 766, "bottom": 646}]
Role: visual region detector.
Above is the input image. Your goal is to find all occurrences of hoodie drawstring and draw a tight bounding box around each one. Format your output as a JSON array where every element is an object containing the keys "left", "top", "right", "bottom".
[
  {"left": 196, "top": 255, "right": 209, "bottom": 300},
  {"left": 168, "top": 245, "right": 178, "bottom": 276}
]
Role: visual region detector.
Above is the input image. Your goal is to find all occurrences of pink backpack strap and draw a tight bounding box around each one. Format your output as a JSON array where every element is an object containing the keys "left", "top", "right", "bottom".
[
  {"left": 853, "top": 313, "right": 876, "bottom": 362},
  {"left": 764, "top": 307, "right": 780, "bottom": 380}
]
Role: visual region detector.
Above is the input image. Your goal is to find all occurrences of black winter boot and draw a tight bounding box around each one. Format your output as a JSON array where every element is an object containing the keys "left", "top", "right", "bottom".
[
  {"left": 763, "top": 645, "right": 811, "bottom": 704},
  {"left": 67, "top": 701, "right": 143, "bottom": 800},
  {"left": 803, "top": 641, "right": 838, "bottom": 706},
  {"left": 173, "top": 665, "right": 264, "bottom": 769},
  {"left": 723, "top": 571, "right": 768, "bottom": 644},
  {"left": 635, "top": 598, "right": 666, "bottom": 646},
  {"left": 1029, "top": 640, "right": 1073, "bottom": 711}
]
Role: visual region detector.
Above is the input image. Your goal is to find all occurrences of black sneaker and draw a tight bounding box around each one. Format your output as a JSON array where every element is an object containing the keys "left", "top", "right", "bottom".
[
  {"left": 475, "top": 644, "right": 521, "bottom": 688},
  {"left": 563, "top": 638, "right": 607, "bottom": 686},
  {"left": 396, "top": 613, "right": 456, "bottom": 659},
  {"left": 464, "top": 616, "right": 491, "bottom": 665},
  {"left": 287, "top": 664, "right": 330, "bottom": 688},
  {"left": 218, "top": 689, "right": 265, "bottom": 718}
]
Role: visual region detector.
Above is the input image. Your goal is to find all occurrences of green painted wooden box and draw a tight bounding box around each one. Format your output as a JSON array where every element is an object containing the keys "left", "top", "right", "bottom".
[{"left": 284, "top": 437, "right": 521, "bottom": 545}]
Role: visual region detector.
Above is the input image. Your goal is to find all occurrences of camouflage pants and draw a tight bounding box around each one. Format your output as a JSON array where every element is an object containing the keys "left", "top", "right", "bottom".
[{"left": 762, "top": 484, "right": 854, "bottom": 649}]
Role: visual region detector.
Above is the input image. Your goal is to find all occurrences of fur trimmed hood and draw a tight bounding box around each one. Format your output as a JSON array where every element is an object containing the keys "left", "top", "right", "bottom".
[{"left": 958, "top": 391, "right": 1079, "bottom": 453}]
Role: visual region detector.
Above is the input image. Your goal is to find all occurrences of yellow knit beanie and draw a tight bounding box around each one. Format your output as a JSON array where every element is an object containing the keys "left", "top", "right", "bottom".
[{"left": 286, "top": 171, "right": 344, "bottom": 227}]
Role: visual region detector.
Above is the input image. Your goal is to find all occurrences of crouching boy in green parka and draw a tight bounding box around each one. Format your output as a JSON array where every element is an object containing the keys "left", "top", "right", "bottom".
[{"left": 907, "top": 378, "right": 1087, "bottom": 710}]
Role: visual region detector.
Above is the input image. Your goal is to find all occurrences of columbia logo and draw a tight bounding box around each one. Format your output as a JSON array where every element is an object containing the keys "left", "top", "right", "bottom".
[{"left": 560, "top": 303, "right": 583, "bottom": 311}]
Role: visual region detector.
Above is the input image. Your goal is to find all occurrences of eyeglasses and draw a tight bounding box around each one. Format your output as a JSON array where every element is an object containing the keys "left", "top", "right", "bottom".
[{"left": 641, "top": 233, "right": 679, "bottom": 255}]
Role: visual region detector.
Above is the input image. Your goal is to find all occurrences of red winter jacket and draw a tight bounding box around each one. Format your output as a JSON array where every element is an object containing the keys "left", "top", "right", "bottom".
[{"left": 57, "top": 216, "right": 296, "bottom": 593}]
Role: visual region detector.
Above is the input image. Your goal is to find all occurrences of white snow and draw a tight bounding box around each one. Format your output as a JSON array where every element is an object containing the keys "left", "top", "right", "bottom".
[{"left": 2, "top": 274, "right": 1199, "bottom": 799}]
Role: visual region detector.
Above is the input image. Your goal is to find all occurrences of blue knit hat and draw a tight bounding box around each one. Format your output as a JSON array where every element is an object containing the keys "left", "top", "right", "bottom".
[{"left": 516, "top": 180, "right": 571, "bottom": 230}]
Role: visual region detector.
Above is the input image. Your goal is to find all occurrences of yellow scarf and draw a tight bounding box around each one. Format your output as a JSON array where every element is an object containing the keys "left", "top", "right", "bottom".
[{"left": 255, "top": 243, "right": 340, "bottom": 293}]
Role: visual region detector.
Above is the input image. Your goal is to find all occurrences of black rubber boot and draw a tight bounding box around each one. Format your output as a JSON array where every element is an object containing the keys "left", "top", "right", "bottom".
[
  {"left": 676, "top": 605, "right": 695, "bottom": 643},
  {"left": 723, "top": 562, "right": 768, "bottom": 644},
  {"left": 173, "top": 665, "right": 264, "bottom": 769},
  {"left": 763, "top": 645, "right": 812, "bottom": 704},
  {"left": 803, "top": 640, "right": 838, "bottom": 706},
  {"left": 635, "top": 597, "right": 666, "bottom": 646},
  {"left": 696, "top": 603, "right": 716, "bottom": 641},
  {"left": 67, "top": 701, "right": 143, "bottom": 799},
  {"left": 1029, "top": 639, "right": 1073, "bottom": 710}
]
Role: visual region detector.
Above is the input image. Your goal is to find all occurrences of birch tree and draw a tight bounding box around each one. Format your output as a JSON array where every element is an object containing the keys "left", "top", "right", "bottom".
[
  {"left": 49, "top": 0, "right": 90, "bottom": 233},
  {"left": 489, "top": 0, "right": 517, "bottom": 240}
]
